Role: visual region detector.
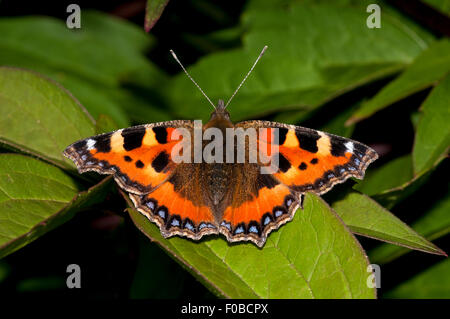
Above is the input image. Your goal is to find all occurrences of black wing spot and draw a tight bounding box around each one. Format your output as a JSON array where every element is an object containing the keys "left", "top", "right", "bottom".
[
  {"left": 274, "top": 127, "right": 288, "bottom": 145},
  {"left": 95, "top": 133, "right": 112, "bottom": 153},
  {"left": 122, "top": 126, "right": 146, "bottom": 151},
  {"left": 124, "top": 155, "right": 132, "bottom": 162},
  {"left": 329, "top": 135, "right": 347, "bottom": 157},
  {"left": 296, "top": 130, "right": 320, "bottom": 153},
  {"left": 73, "top": 140, "right": 87, "bottom": 151},
  {"left": 299, "top": 162, "right": 307, "bottom": 170},
  {"left": 276, "top": 153, "right": 291, "bottom": 173},
  {"left": 152, "top": 151, "right": 169, "bottom": 173},
  {"left": 135, "top": 160, "right": 145, "bottom": 168},
  {"left": 310, "top": 158, "right": 318, "bottom": 164},
  {"left": 153, "top": 127, "right": 168, "bottom": 144}
]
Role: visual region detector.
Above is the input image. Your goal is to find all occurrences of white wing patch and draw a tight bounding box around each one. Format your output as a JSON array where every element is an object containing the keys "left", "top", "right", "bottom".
[
  {"left": 86, "top": 139, "right": 96, "bottom": 151},
  {"left": 344, "top": 141, "right": 354, "bottom": 153}
]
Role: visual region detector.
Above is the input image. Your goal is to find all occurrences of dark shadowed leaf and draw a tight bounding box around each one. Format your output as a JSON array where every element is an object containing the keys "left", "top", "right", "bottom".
[
  {"left": 348, "top": 40, "right": 450, "bottom": 124},
  {"left": 413, "top": 74, "right": 450, "bottom": 175},
  {"left": 353, "top": 155, "right": 437, "bottom": 209},
  {"left": 369, "top": 191, "right": 450, "bottom": 264},
  {"left": 331, "top": 191, "right": 445, "bottom": 256},
  {"left": 0, "top": 67, "right": 95, "bottom": 168},
  {"left": 95, "top": 114, "right": 120, "bottom": 135},
  {"left": 145, "top": 0, "right": 170, "bottom": 32},
  {"left": 165, "top": 2, "right": 432, "bottom": 121},
  {"left": 127, "top": 192, "right": 375, "bottom": 299},
  {"left": 422, "top": 0, "right": 450, "bottom": 16},
  {"left": 0, "top": 154, "right": 112, "bottom": 258},
  {"left": 354, "top": 155, "right": 413, "bottom": 196},
  {"left": 129, "top": 237, "right": 186, "bottom": 298},
  {"left": 0, "top": 11, "right": 170, "bottom": 126},
  {"left": 385, "top": 259, "right": 450, "bottom": 298}
]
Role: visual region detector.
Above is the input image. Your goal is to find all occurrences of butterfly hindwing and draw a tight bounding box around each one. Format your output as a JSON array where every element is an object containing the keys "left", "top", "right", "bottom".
[{"left": 220, "top": 180, "right": 301, "bottom": 247}]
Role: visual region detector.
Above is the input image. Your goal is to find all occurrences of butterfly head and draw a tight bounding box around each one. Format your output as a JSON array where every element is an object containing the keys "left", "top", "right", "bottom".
[
  {"left": 170, "top": 46, "right": 267, "bottom": 128},
  {"left": 208, "top": 99, "right": 232, "bottom": 125}
]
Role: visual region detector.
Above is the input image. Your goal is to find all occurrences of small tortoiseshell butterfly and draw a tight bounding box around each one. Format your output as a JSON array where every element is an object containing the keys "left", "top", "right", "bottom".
[{"left": 64, "top": 47, "right": 378, "bottom": 247}]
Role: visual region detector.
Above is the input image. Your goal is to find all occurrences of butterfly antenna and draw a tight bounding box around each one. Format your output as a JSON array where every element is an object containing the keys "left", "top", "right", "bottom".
[
  {"left": 170, "top": 49, "right": 216, "bottom": 109},
  {"left": 225, "top": 45, "right": 268, "bottom": 109}
]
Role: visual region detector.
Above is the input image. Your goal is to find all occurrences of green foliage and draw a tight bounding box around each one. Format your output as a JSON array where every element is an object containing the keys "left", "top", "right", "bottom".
[
  {"left": 370, "top": 191, "right": 450, "bottom": 264},
  {"left": 422, "top": 0, "right": 450, "bottom": 16},
  {"left": 413, "top": 74, "right": 450, "bottom": 174},
  {"left": 348, "top": 40, "right": 450, "bottom": 124},
  {"left": 128, "top": 193, "right": 375, "bottom": 298},
  {"left": 0, "top": 67, "right": 95, "bottom": 168},
  {"left": 0, "top": 0, "right": 448, "bottom": 299},
  {"left": 385, "top": 259, "right": 450, "bottom": 298},
  {"left": 332, "top": 191, "right": 444, "bottom": 255},
  {"left": 165, "top": 2, "right": 432, "bottom": 121},
  {"left": 145, "top": 0, "right": 170, "bottom": 32},
  {"left": 0, "top": 153, "right": 112, "bottom": 258},
  {"left": 0, "top": 11, "right": 171, "bottom": 127}
]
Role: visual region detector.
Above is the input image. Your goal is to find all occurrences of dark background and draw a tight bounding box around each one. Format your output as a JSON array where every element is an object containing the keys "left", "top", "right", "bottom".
[{"left": 0, "top": 0, "right": 448, "bottom": 299}]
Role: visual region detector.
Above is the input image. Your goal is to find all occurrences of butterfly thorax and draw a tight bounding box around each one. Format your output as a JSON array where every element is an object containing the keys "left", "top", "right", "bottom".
[{"left": 202, "top": 99, "right": 235, "bottom": 213}]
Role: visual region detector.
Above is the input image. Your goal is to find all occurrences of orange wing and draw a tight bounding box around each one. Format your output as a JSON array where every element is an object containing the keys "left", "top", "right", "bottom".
[
  {"left": 220, "top": 120, "right": 378, "bottom": 247},
  {"left": 64, "top": 121, "right": 192, "bottom": 194},
  {"left": 64, "top": 123, "right": 218, "bottom": 241},
  {"left": 237, "top": 120, "right": 378, "bottom": 195},
  {"left": 129, "top": 180, "right": 219, "bottom": 241},
  {"left": 219, "top": 181, "right": 300, "bottom": 247}
]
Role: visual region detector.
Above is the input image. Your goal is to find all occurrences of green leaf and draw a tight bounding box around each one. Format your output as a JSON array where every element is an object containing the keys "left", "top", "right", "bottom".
[
  {"left": 51, "top": 74, "right": 130, "bottom": 128},
  {"left": 0, "top": 12, "right": 160, "bottom": 87},
  {"left": 95, "top": 114, "right": 120, "bottom": 135},
  {"left": 369, "top": 191, "right": 450, "bottom": 264},
  {"left": 353, "top": 155, "right": 437, "bottom": 209},
  {"left": 0, "top": 67, "right": 95, "bottom": 168},
  {"left": 354, "top": 155, "right": 413, "bottom": 196},
  {"left": 319, "top": 103, "right": 358, "bottom": 138},
  {"left": 422, "top": 0, "right": 450, "bottom": 16},
  {"left": 385, "top": 259, "right": 450, "bottom": 298},
  {"left": 127, "top": 192, "right": 375, "bottom": 299},
  {"left": 166, "top": 3, "right": 432, "bottom": 121},
  {"left": 0, "top": 154, "right": 112, "bottom": 258},
  {"left": 16, "top": 276, "right": 65, "bottom": 292},
  {"left": 331, "top": 191, "right": 445, "bottom": 256},
  {"left": 348, "top": 39, "right": 450, "bottom": 124},
  {"left": 145, "top": 0, "right": 170, "bottom": 32},
  {"left": 107, "top": 88, "right": 172, "bottom": 124},
  {"left": 0, "top": 11, "right": 170, "bottom": 126},
  {"left": 413, "top": 74, "right": 450, "bottom": 175}
]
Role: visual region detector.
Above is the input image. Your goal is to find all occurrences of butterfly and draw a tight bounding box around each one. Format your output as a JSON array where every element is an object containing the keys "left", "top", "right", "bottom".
[{"left": 64, "top": 47, "right": 378, "bottom": 247}]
